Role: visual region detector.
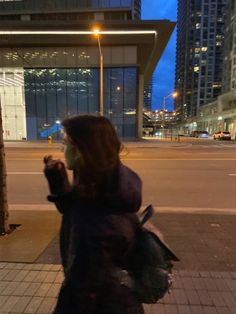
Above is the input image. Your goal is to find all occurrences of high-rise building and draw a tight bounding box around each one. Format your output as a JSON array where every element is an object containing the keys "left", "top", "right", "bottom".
[
  {"left": 0, "top": 0, "right": 174, "bottom": 140},
  {"left": 223, "top": 0, "right": 236, "bottom": 92},
  {"left": 143, "top": 77, "right": 153, "bottom": 110},
  {"left": 175, "top": 0, "right": 226, "bottom": 120}
]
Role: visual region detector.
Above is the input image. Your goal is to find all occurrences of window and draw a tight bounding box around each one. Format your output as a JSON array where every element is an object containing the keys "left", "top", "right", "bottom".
[{"left": 24, "top": 67, "right": 137, "bottom": 140}]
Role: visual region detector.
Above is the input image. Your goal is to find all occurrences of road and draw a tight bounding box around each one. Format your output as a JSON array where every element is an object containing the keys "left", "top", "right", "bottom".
[{"left": 4, "top": 139, "right": 236, "bottom": 211}]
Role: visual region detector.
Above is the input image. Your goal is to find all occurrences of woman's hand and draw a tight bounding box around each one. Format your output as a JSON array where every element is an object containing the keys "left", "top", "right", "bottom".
[{"left": 43, "top": 155, "right": 71, "bottom": 195}]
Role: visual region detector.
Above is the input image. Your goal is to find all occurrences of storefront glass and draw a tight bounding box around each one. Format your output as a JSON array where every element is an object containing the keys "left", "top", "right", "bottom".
[
  {"left": 24, "top": 67, "right": 137, "bottom": 140},
  {"left": 0, "top": 67, "right": 27, "bottom": 140}
]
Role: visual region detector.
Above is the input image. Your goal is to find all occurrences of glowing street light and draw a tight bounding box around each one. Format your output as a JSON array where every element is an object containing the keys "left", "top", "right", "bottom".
[
  {"left": 162, "top": 92, "right": 178, "bottom": 111},
  {"left": 93, "top": 28, "right": 104, "bottom": 116}
]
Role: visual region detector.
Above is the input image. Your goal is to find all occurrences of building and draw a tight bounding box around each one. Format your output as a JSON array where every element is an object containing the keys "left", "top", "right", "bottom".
[
  {"left": 190, "top": 0, "right": 236, "bottom": 138},
  {"left": 0, "top": 0, "right": 174, "bottom": 140},
  {"left": 143, "top": 76, "right": 153, "bottom": 110},
  {"left": 223, "top": 0, "right": 236, "bottom": 92},
  {"left": 175, "top": 0, "right": 226, "bottom": 121},
  {"left": 143, "top": 109, "right": 179, "bottom": 137}
]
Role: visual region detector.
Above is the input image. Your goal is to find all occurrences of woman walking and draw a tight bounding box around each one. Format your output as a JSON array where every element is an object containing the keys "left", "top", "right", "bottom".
[{"left": 43, "top": 115, "right": 144, "bottom": 314}]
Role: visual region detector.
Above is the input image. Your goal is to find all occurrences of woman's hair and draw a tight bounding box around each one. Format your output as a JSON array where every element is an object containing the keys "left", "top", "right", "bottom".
[{"left": 62, "top": 115, "right": 122, "bottom": 200}]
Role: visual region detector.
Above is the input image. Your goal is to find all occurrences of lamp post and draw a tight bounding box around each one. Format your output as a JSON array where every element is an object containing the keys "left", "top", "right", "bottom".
[
  {"left": 162, "top": 92, "right": 178, "bottom": 111},
  {"left": 94, "top": 29, "right": 104, "bottom": 116},
  {"left": 161, "top": 92, "right": 178, "bottom": 136}
]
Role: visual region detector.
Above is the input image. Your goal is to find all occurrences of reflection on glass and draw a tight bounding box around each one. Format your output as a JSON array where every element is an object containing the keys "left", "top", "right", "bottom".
[{"left": 24, "top": 67, "right": 137, "bottom": 140}]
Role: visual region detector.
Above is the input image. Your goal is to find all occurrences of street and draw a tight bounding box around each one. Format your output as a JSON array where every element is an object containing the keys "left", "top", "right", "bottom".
[
  {"left": 4, "top": 139, "right": 236, "bottom": 211},
  {"left": 1, "top": 140, "right": 236, "bottom": 314}
]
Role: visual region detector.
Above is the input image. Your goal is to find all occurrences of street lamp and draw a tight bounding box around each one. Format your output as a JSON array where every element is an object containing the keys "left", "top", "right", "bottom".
[
  {"left": 93, "top": 29, "right": 104, "bottom": 116},
  {"left": 162, "top": 92, "right": 178, "bottom": 111}
]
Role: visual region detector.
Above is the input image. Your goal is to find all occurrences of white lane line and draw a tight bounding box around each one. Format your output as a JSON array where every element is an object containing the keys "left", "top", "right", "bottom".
[
  {"left": 123, "top": 158, "right": 236, "bottom": 161},
  {"left": 7, "top": 158, "right": 236, "bottom": 161},
  {"left": 9, "top": 204, "right": 236, "bottom": 214},
  {"left": 228, "top": 174, "right": 236, "bottom": 176},
  {"left": 8, "top": 172, "right": 42, "bottom": 175},
  {"left": 152, "top": 206, "right": 236, "bottom": 215},
  {"left": 9, "top": 204, "right": 54, "bottom": 211}
]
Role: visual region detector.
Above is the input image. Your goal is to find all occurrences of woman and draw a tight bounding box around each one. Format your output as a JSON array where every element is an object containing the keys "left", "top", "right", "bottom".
[{"left": 43, "top": 115, "right": 144, "bottom": 314}]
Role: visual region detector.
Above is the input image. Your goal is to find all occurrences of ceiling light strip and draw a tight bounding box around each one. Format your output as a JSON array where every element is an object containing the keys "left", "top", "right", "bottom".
[{"left": 0, "top": 30, "right": 157, "bottom": 35}]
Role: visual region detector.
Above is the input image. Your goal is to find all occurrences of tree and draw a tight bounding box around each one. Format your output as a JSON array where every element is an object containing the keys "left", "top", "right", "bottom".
[{"left": 0, "top": 99, "right": 9, "bottom": 235}]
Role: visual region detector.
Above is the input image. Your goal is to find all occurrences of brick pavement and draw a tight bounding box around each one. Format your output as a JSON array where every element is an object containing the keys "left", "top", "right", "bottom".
[
  {"left": 0, "top": 262, "right": 235, "bottom": 313},
  {"left": 1, "top": 211, "right": 236, "bottom": 313}
]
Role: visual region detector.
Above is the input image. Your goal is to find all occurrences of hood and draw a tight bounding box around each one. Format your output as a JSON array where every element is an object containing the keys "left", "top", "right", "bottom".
[{"left": 104, "top": 163, "right": 142, "bottom": 214}]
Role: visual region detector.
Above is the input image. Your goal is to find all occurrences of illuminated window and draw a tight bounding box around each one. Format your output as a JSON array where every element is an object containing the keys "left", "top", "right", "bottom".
[{"left": 212, "top": 83, "right": 222, "bottom": 88}]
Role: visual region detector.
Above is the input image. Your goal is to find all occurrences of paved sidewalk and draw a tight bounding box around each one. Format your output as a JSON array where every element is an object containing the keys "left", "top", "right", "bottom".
[
  {"left": 4, "top": 138, "right": 191, "bottom": 149},
  {"left": 1, "top": 210, "right": 236, "bottom": 313},
  {"left": 0, "top": 263, "right": 235, "bottom": 313}
]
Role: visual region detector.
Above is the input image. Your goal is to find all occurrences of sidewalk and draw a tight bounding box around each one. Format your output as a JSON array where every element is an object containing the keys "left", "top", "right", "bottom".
[
  {"left": 4, "top": 138, "right": 192, "bottom": 149},
  {"left": 1, "top": 262, "right": 235, "bottom": 314},
  {"left": 0, "top": 209, "right": 236, "bottom": 313}
]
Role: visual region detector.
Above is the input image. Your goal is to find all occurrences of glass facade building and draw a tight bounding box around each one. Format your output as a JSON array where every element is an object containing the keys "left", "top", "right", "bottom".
[
  {"left": 0, "top": 0, "right": 134, "bottom": 10},
  {"left": 24, "top": 67, "right": 136, "bottom": 140},
  {"left": 0, "top": 45, "right": 137, "bottom": 140},
  {"left": 0, "top": 0, "right": 174, "bottom": 140},
  {"left": 0, "top": 0, "right": 141, "bottom": 21}
]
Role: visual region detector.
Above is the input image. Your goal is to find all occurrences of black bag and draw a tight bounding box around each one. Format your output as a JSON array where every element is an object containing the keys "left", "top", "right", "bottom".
[{"left": 127, "top": 205, "right": 179, "bottom": 304}]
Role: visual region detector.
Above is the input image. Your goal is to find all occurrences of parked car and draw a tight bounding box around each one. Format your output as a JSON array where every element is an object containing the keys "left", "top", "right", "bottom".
[
  {"left": 197, "top": 131, "right": 209, "bottom": 138},
  {"left": 213, "top": 131, "right": 231, "bottom": 140},
  {"left": 191, "top": 130, "right": 209, "bottom": 138}
]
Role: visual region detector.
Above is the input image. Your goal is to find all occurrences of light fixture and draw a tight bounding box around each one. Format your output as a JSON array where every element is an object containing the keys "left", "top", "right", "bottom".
[{"left": 0, "top": 30, "right": 157, "bottom": 35}]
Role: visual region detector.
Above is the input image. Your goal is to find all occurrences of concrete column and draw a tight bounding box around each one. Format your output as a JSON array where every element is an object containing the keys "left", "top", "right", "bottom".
[{"left": 136, "top": 74, "right": 144, "bottom": 138}]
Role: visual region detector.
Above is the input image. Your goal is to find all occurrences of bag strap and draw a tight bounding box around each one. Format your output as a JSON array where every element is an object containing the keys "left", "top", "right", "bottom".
[
  {"left": 140, "top": 205, "right": 180, "bottom": 262},
  {"left": 140, "top": 205, "right": 154, "bottom": 225}
]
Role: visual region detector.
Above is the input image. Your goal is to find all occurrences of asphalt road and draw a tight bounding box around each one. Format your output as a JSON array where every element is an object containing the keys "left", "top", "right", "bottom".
[{"left": 4, "top": 140, "right": 236, "bottom": 210}]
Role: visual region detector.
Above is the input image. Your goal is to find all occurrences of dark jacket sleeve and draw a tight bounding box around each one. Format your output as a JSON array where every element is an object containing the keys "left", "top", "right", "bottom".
[{"left": 47, "top": 192, "right": 75, "bottom": 214}]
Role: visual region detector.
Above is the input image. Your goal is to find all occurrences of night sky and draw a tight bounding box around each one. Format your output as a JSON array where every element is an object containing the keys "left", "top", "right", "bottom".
[{"left": 142, "top": 0, "right": 177, "bottom": 111}]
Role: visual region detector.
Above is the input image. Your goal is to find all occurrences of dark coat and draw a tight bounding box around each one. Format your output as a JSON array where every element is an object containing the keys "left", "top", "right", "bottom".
[{"left": 52, "top": 163, "right": 144, "bottom": 314}]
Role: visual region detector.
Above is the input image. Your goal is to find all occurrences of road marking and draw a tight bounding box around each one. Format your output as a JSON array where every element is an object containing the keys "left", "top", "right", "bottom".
[
  {"left": 228, "top": 174, "right": 236, "bottom": 176},
  {"left": 123, "top": 158, "right": 236, "bottom": 161},
  {"left": 9, "top": 204, "right": 54, "bottom": 211},
  {"left": 9, "top": 204, "right": 236, "bottom": 215},
  {"left": 7, "top": 158, "right": 236, "bottom": 162},
  {"left": 8, "top": 172, "right": 42, "bottom": 175},
  {"left": 152, "top": 206, "right": 236, "bottom": 215}
]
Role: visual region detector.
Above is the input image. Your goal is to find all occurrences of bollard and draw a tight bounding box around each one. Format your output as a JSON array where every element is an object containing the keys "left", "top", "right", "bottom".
[{"left": 47, "top": 135, "right": 52, "bottom": 145}]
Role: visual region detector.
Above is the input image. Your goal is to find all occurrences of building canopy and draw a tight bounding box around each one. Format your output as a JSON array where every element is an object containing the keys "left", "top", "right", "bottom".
[{"left": 0, "top": 20, "right": 175, "bottom": 83}]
